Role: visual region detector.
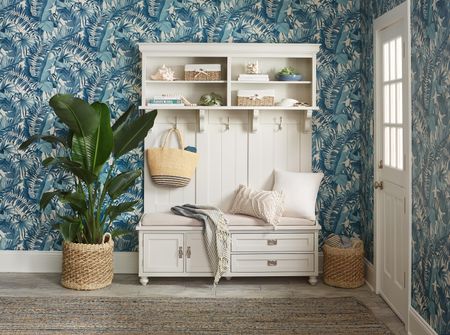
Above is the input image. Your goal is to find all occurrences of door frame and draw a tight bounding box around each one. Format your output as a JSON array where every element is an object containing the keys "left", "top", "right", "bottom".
[{"left": 373, "top": 0, "right": 411, "bottom": 322}]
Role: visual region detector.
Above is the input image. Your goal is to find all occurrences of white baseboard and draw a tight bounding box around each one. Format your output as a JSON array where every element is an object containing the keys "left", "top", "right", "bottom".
[
  {"left": 1, "top": 250, "right": 320, "bottom": 276},
  {"left": 364, "top": 258, "right": 376, "bottom": 291},
  {"left": 0, "top": 251, "right": 138, "bottom": 274},
  {"left": 408, "top": 307, "right": 437, "bottom": 335}
]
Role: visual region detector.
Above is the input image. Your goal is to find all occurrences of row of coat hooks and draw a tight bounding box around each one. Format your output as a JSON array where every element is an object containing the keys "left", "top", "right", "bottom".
[{"left": 172, "top": 116, "right": 284, "bottom": 131}]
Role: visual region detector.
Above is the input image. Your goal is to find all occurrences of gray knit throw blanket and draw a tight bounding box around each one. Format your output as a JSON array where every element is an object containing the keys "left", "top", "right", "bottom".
[{"left": 171, "top": 204, "right": 230, "bottom": 285}]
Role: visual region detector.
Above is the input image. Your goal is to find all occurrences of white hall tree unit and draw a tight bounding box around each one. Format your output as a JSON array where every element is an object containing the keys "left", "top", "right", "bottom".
[{"left": 138, "top": 43, "right": 321, "bottom": 286}]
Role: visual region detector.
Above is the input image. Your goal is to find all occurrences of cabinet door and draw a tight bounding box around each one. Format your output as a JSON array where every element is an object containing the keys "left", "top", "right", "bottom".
[
  {"left": 185, "top": 233, "right": 212, "bottom": 274},
  {"left": 143, "top": 233, "right": 184, "bottom": 273}
]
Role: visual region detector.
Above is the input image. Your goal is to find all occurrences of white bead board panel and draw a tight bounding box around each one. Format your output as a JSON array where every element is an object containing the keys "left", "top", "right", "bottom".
[{"left": 144, "top": 109, "right": 312, "bottom": 213}]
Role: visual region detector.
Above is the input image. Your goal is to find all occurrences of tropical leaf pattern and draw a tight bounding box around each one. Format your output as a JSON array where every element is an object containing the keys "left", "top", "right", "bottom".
[
  {"left": 0, "top": 0, "right": 362, "bottom": 252},
  {"left": 361, "top": 0, "right": 449, "bottom": 333}
]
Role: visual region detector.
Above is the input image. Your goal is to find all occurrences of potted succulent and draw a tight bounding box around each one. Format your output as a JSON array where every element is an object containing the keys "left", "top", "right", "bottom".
[
  {"left": 20, "top": 94, "right": 157, "bottom": 290},
  {"left": 276, "top": 67, "right": 303, "bottom": 81}
]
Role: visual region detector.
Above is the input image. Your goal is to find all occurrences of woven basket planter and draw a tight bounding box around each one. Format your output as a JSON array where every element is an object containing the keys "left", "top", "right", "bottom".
[
  {"left": 323, "top": 240, "right": 365, "bottom": 288},
  {"left": 61, "top": 234, "right": 114, "bottom": 290}
]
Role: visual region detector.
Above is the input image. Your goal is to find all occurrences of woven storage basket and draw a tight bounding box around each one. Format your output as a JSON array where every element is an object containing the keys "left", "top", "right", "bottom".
[
  {"left": 323, "top": 239, "right": 365, "bottom": 288},
  {"left": 61, "top": 233, "right": 113, "bottom": 290},
  {"left": 237, "top": 95, "right": 274, "bottom": 106},
  {"left": 147, "top": 128, "right": 199, "bottom": 187},
  {"left": 185, "top": 64, "right": 221, "bottom": 81}
]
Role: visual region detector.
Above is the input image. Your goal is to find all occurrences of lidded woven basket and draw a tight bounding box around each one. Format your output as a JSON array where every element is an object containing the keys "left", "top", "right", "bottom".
[
  {"left": 61, "top": 234, "right": 114, "bottom": 290},
  {"left": 323, "top": 239, "right": 364, "bottom": 288}
]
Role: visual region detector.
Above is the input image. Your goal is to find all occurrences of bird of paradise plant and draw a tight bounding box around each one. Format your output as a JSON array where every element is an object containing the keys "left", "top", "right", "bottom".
[{"left": 20, "top": 94, "right": 157, "bottom": 244}]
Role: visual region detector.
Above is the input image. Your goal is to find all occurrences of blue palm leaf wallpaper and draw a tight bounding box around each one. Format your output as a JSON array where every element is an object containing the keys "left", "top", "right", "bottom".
[
  {"left": 0, "top": 0, "right": 448, "bottom": 332},
  {"left": 361, "top": 0, "right": 449, "bottom": 332},
  {"left": 0, "top": 0, "right": 362, "bottom": 251}
]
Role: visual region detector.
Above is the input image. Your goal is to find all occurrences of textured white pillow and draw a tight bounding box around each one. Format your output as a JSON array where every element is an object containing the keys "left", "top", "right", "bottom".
[
  {"left": 272, "top": 170, "right": 324, "bottom": 220},
  {"left": 229, "top": 185, "right": 284, "bottom": 227}
]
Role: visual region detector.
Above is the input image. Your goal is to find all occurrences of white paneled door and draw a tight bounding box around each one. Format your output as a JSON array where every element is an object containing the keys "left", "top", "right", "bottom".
[{"left": 374, "top": 4, "right": 410, "bottom": 324}]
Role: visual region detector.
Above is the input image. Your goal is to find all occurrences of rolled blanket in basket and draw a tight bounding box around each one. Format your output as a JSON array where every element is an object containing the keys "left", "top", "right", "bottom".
[{"left": 171, "top": 204, "right": 230, "bottom": 285}]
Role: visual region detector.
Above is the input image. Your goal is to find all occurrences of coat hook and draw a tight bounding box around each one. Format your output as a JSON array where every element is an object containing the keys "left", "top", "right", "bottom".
[
  {"left": 225, "top": 117, "right": 230, "bottom": 131},
  {"left": 278, "top": 116, "right": 283, "bottom": 131}
]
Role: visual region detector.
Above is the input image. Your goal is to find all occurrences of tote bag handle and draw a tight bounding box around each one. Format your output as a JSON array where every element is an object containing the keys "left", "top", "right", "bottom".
[{"left": 161, "top": 128, "right": 185, "bottom": 150}]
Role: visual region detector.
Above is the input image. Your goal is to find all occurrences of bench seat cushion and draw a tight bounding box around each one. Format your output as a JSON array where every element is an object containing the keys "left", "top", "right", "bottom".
[{"left": 141, "top": 213, "right": 314, "bottom": 227}]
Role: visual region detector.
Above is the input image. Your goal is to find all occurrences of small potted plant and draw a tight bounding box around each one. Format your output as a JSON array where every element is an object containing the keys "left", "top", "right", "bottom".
[
  {"left": 20, "top": 94, "right": 157, "bottom": 290},
  {"left": 276, "top": 67, "right": 303, "bottom": 81}
]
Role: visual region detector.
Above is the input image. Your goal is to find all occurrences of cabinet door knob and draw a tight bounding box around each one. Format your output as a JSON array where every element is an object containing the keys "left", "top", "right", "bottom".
[
  {"left": 186, "top": 246, "right": 191, "bottom": 259},
  {"left": 178, "top": 246, "right": 183, "bottom": 259},
  {"left": 267, "top": 260, "right": 278, "bottom": 266},
  {"left": 267, "top": 239, "right": 278, "bottom": 246}
]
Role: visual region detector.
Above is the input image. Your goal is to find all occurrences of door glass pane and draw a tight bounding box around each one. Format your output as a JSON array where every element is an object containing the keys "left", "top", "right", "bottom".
[
  {"left": 384, "top": 127, "right": 390, "bottom": 166},
  {"left": 396, "top": 37, "right": 402, "bottom": 80},
  {"left": 384, "top": 84, "right": 390, "bottom": 123},
  {"left": 396, "top": 82, "right": 403, "bottom": 124},
  {"left": 390, "top": 83, "right": 396, "bottom": 123},
  {"left": 383, "top": 42, "right": 389, "bottom": 82},
  {"left": 397, "top": 128, "right": 403, "bottom": 170},
  {"left": 390, "top": 127, "right": 397, "bottom": 168},
  {"left": 389, "top": 40, "right": 396, "bottom": 81}
]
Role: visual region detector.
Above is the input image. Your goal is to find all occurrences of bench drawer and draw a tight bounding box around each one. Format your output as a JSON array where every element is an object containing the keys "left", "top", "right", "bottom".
[
  {"left": 232, "top": 233, "right": 314, "bottom": 252},
  {"left": 231, "top": 254, "right": 314, "bottom": 273}
]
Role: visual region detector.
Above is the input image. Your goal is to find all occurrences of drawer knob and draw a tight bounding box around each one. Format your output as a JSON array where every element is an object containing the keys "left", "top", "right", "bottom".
[
  {"left": 267, "top": 239, "right": 278, "bottom": 246},
  {"left": 178, "top": 246, "right": 183, "bottom": 259},
  {"left": 267, "top": 260, "right": 278, "bottom": 266}
]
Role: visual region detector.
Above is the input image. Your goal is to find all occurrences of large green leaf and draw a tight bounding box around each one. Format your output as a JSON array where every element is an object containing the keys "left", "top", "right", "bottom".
[
  {"left": 19, "top": 134, "right": 67, "bottom": 150},
  {"left": 49, "top": 94, "right": 99, "bottom": 136},
  {"left": 55, "top": 215, "right": 83, "bottom": 242},
  {"left": 72, "top": 102, "right": 113, "bottom": 174},
  {"left": 59, "top": 191, "right": 87, "bottom": 214},
  {"left": 40, "top": 190, "right": 68, "bottom": 209},
  {"left": 112, "top": 110, "right": 157, "bottom": 158},
  {"left": 44, "top": 157, "right": 97, "bottom": 184},
  {"left": 106, "top": 170, "right": 141, "bottom": 199},
  {"left": 105, "top": 200, "right": 138, "bottom": 223},
  {"left": 112, "top": 104, "right": 134, "bottom": 133}
]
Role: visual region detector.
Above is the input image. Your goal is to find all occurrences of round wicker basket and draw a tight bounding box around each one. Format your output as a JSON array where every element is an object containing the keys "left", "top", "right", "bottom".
[
  {"left": 323, "top": 240, "right": 365, "bottom": 288},
  {"left": 61, "top": 234, "right": 114, "bottom": 290}
]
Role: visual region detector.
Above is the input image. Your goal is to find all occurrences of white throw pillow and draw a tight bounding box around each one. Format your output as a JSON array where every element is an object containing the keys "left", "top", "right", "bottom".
[
  {"left": 229, "top": 185, "right": 284, "bottom": 227},
  {"left": 272, "top": 170, "right": 324, "bottom": 220}
]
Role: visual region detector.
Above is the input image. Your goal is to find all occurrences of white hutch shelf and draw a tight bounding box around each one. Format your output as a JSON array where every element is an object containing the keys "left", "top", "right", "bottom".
[{"left": 138, "top": 43, "right": 320, "bottom": 132}]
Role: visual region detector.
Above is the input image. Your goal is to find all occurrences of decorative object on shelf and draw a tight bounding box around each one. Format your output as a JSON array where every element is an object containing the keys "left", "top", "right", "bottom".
[
  {"left": 237, "top": 89, "right": 275, "bottom": 106},
  {"left": 295, "top": 101, "right": 311, "bottom": 107},
  {"left": 147, "top": 128, "right": 199, "bottom": 187},
  {"left": 246, "top": 60, "right": 259, "bottom": 74},
  {"left": 276, "top": 67, "right": 303, "bottom": 81},
  {"left": 185, "top": 64, "right": 221, "bottom": 81},
  {"left": 147, "top": 95, "right": 184, "bottom": 107},
  {"left": 237, "top": 73, "right": 269, "bottom": 82},
  {"left": 19, "top": 94, "right": 157, "bottom": 290},
  {"left": 181, "top": 96, "right": 196, "bottom": 107},
  {"left": 199, "top": 92, "right": 224, "bottom": 106},
  {"left": 151, "top": 64, "right": 176, "bottom": 81},
  {"left": 277, "top": 98, "right": 299, "bottom": 107}
]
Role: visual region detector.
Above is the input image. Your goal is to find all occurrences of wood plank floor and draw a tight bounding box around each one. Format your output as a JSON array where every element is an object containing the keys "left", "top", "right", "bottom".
[{"left": 0, "top": 274, "right": 406, "bottom": 334}]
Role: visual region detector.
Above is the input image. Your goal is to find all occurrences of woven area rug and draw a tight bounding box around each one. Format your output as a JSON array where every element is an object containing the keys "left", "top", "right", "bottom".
[{"left": 0, "top": 296, "right": 392, "bottom": 335}]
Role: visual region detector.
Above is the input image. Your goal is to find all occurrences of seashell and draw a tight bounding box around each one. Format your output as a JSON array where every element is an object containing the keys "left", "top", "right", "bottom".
[{"left": 151, "top": 64, "right": 175, "bottom": 81}]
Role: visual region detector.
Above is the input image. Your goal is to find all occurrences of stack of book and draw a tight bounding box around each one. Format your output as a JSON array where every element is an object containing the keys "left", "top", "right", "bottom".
[
  {"left": 237, "top": 74, "right": 269, "bottom": 82},
  {"left": 147, "top": 95, "right": 184, "bottom": 107}
]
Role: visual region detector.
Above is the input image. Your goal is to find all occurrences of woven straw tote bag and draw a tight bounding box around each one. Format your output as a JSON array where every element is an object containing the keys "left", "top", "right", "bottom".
[{"left": 147, "top": 128, "right": 199, "bottom": 187}]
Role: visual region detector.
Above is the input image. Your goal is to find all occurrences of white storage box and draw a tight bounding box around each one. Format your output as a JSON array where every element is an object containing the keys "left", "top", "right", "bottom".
[
  {"left": 237, "top": 89, "right": 275, "bottom": 106},
  {"left": 185, "top": 64, "right": 221, "bottom": 81}
]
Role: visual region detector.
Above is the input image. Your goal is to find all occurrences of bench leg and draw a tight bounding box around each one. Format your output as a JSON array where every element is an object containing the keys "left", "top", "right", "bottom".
[
  {"left": 308, "top": 276, "right": 318, "bottom": 286},
  {"left": 139, "top": 276, "right": 149, "bottom": 286}
]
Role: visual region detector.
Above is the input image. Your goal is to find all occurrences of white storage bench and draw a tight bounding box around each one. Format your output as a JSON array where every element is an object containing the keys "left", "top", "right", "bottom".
[{"left": 137, "top": 213, "right": 320, "bottom": 286}]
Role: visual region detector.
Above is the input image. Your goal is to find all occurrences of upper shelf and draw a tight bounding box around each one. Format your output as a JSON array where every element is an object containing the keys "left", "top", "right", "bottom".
[
  {"left": 230, "top": 80, "right": 312, "bottom": 85},
  {"left": 145, "top": 80, "right": 227, "bottom": 84},
  {"left": 139, "top": 105, "right": 318, "bottom": 111}
]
